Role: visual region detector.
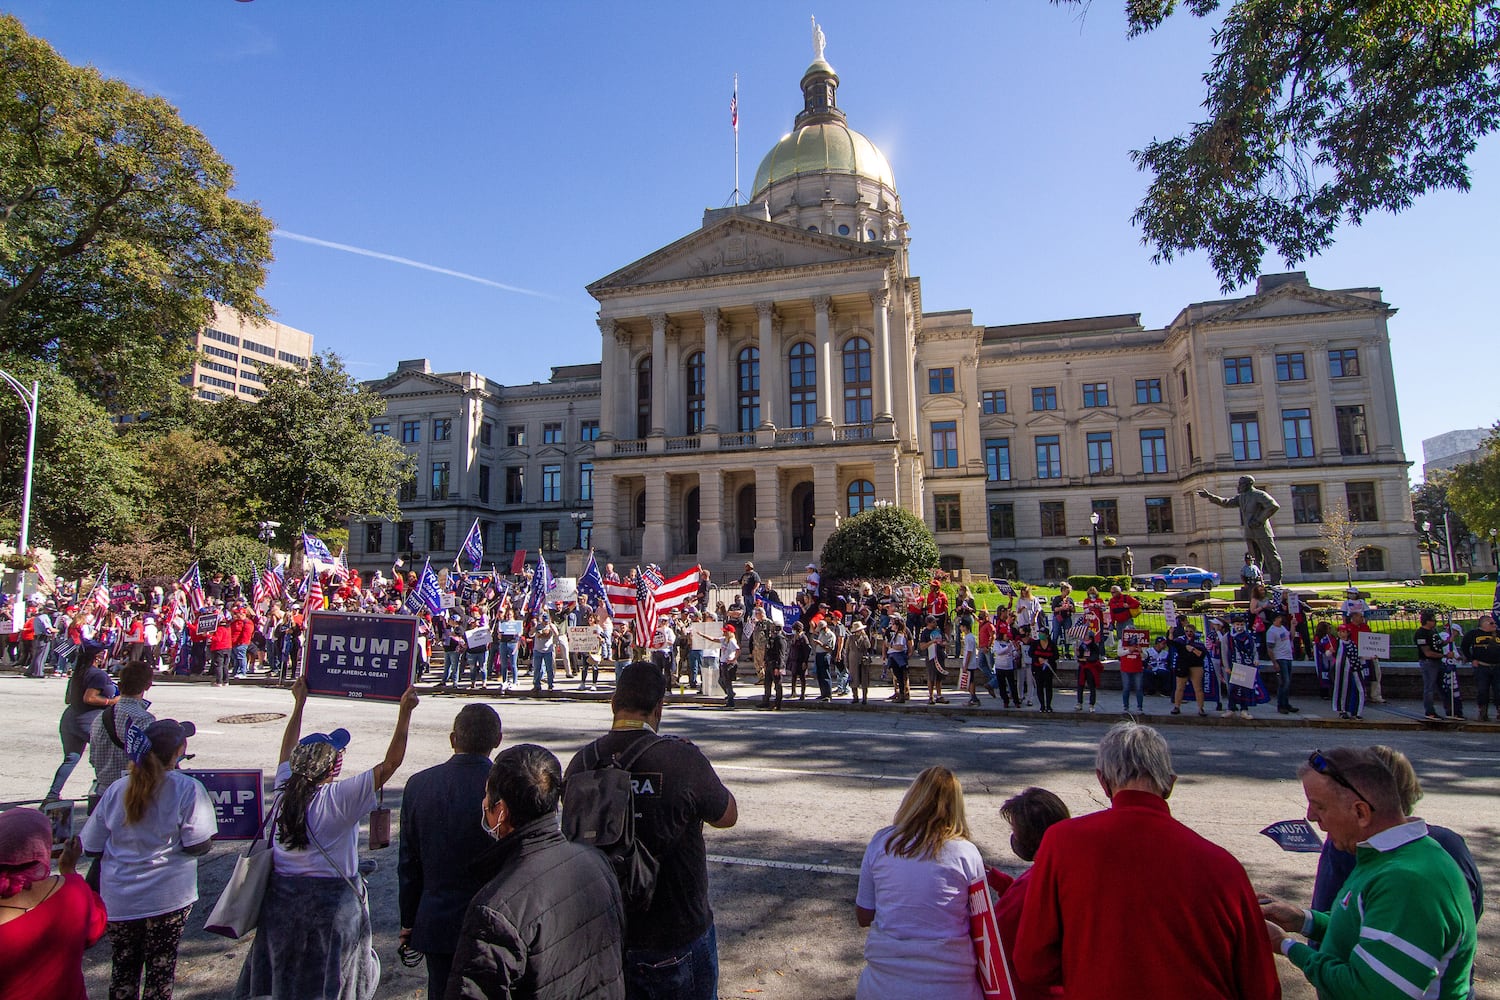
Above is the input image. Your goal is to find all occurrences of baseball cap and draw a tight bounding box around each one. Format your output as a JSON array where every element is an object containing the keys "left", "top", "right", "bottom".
[{"left": 298, "top": 728, "right": 352, "bottom": 750}]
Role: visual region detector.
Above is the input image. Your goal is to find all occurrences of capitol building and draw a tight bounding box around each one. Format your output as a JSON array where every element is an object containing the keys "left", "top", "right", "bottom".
[{"left": 357, "top": 40, "right": 1420, "bottom": 585}]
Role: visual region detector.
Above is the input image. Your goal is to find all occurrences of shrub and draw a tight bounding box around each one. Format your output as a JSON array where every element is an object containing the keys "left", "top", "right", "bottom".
[
  {"left": 199, "top": 534, "right": 269, "bottom": 579},
  {"left": 1066, "top": 574, "right": 1134, "bottom": 592},
  {"left": 820, "top": 505, "right": 939, "bottom": 584},
  {"left": 1420, "top": 573, "right": 1469, "bottom": 587}
]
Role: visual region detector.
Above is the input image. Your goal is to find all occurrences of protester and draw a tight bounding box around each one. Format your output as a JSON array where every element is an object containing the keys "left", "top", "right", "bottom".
[
  {"left": 1330, "top": 623, "right": 1367, "bottom": 720},
  {"left": 80, "top": 719, "right": 217, "bottom": 1000},
  {"left": 46, "top": 646, "right": 119, "bottom": 803},
  {"left": 1458, "top": 613, "right": 1500, "bottom": 722},
  {"left": 921, "top": 614, "right": 948, "bottom": 704},
  {"left": 1265, "top": 611, "right": 1298, "bottom": 715},
  {"left": 399, "top": 704, "right": 504, "bottom": 1000},
  {"left": 1117, "top": 629, "right": 1145, "bottom": 714},
  {"left": 1013, "top": 722, "right": 1280, "bottom": 999},
  {"left": 854, "top": 766, "right": 985, "bottom": 1000},
  {"left": 845, "top": 618, "right": 874, "bottom": 705},
  {"left": 1027, "top": 629, "right": 1058, "bottom": 713},
  {"left": 88, "top": 662, "right": 156, "bottom": 795},
  {"left": 447, "top": 744, "right": 625, "bottom": 999},
  {"left": 1074, "top": 626, "right": 1103, "bottom": 712},
  {"left": 1169, "top": 621, "right": 1208, "bottom": 717},
  {"left": 1262, "top": 746, "right": 1476, "bottom": 1000},
  {"left": 564, "top": 662, "right": 737, "bottom": 1000},
  {"left": 987, "top": 788, "right": 1070, "bottom": 1000},
  {"left": 789, "top": 619, "right": 813, "bottom": 701},
  {"left": 531, "top": 612, "right": 557, "bottom": 692},
  {"left": 235, "top": 677, "right": 420, "bottom": 1000},
  {"left": 0, "top": 812, "right": 106, "bottom": 1000},
  {"left": 718, "top": 623, "right": 739, "bottom": 709}
]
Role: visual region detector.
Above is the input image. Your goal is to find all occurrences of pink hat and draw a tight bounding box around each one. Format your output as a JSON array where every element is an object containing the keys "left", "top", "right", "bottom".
[{"left": 0, "top": 808, "right": 53, "bottom": 899}]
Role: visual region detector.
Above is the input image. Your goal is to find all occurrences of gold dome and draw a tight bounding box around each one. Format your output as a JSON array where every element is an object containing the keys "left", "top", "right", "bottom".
[{"left": 751, "top": 122, "right": 896, "bottom": 199}]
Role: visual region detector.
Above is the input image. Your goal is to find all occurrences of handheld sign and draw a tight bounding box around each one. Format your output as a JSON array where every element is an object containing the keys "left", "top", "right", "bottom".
[
  {"left": 1162, "top": 599, "right": 1178, "bottom": 627},
  {"left": 567, "top": 625, "right": 601, "bottom": 654},
  {"left": 1122, "top": 627, "right": 1150, "bottom": 649},
  {"left": 183, "top": 770, "right": 264, "bottom": 840},
  {"left": 303, "top": 610, "right": 418, "bottom": 702},
  {"left": 1260, "top": 819, "right": 1324, "bottom": 853},
  {"left": 1357, "top": 631, "right": 1391, "bottom": 659},
  {"left": 196, "top": 610, "right": 220, "bottom": 634},
  {"left": 463, "top": 626, "right": 491, "bottom": 648}
]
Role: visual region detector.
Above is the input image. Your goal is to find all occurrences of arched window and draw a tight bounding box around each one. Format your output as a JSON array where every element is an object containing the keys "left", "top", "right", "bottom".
[
  {"left": 992, "top": 558, "right": 1019, "bottom": 580},
  {"left": 1042, "top": 557, "right": 1071, "bottom": 582},
  {"left": 1300, "top": 548, "right": 1329, "bottom": 574},
  {"left": 684, "top": 351, "right": 705, "bottom": 434},
  {"left": 736, "top": 346, "right": 760, "bottom": 431},
  {"left": 1149, "top": 554, "right": 1176, "bottom": 571},
  {"left": 846, "top": 479, "right": 875, "bottom": 517},
  {"left": 636, "top": 356, "right": 652, "bottom": 439},
  {"left": 1355, "top": 547, "right": 1385, "bottom": 573},
  {"left": 842, "top": 337, "right": 873, "bottom": 424},
  {"left": 788, "top": 342, "right": 817, "bottom": 427}
]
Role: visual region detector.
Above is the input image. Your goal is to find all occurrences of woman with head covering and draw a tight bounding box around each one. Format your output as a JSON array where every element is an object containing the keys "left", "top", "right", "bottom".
[
  {"left": 235, "top": 676, "right": 419, "bottom": 1000},
  {"left": 79, "top": 718, "right": 217, "bottom": 1000},
  {"left": 854, "top": 766, "right": 985, "bottom": 999},
  {"left": 0, "top": 811, "right": 106, "bottom": 1000}
]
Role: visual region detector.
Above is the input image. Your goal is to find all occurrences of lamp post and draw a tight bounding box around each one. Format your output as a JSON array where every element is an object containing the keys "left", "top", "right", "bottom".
[
  {"left": 0, "top": 368, "right": 39, "bottom": 624},
  {"left": 1420, "top": 520, "right": 1435, "bottom": 573},
  {"left": 1089, "top": 511, "right": 1101, "bottom": 575}
]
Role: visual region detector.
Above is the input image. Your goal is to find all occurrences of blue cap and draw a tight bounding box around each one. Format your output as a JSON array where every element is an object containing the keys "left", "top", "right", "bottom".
[{"left": 298, "top": 727, "right": 351, "bottom": 750}]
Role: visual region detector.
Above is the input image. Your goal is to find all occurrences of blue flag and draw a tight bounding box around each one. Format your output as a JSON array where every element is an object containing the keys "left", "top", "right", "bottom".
[
  {"left": 460, "top": 519, "right": 484, "bottom": 571},
  {"left": 579, "top": 550, "right": 608, "bottom": 607},
  {"left": 525, "top": 553, "right": 555, "bottom": 614},
  {"left": 405, "top": 558, "right": 443, "bottom": 616},
  {"left": 302, "top": 532, "right": 335, "bottom": 568},
  {"left": 1260, "top": 819, "right": 1324, "bottom": 853}
]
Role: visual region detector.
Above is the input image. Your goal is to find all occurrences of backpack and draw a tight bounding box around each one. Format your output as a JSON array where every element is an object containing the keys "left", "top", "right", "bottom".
[{"left": 562, "top": 734, "right": 664, "bottom": 914}]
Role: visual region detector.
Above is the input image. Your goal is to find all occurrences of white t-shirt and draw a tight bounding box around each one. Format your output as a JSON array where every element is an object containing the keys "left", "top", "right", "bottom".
[
  {"left": 81, "top": 770, "right": 219, "bottom": 921},
  {"left": 270, "top": 761, "right": 377, "bottom": 880},
  {"left": 1266, "top": 624, "right": 1294, "bottom": 661},
  {"left": 855, "top": 827, "right": 984, "bottom": 1000}
]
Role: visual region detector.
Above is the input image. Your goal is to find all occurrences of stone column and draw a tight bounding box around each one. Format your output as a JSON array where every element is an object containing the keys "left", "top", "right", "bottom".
[
  {"left": 597, "top": 318, "right": 617, "bottom": 440},
  {"left": 753, "top": 464, "right": 780, "bottom": 557},
  {"left": 593, "top": 473, "right": 620, "bottom": 556},
  {"left": 755, "top": 301, "right": 778, "bottom": 430},
  {"left": 871, "top": 287, "right": 894, "bottom": 422},
  {"left": 811, "top": 461, "right": 839, "bottom": 554},
  {"left": 813, "top": 295, "right": 835, "bottom": 426},
  {"left": 697, "top": 470, "right": 725, "bottom": 564},
  {"left": 701, "top": 307, "right": 721, "bottom": 433},
  {"left": 664, "top": 327, "right": 682, "bottom": 438},
  {"left": 1362, "top": 336, "right": 1399, "bottom": 460},
  {"left": 649, "top": 313, "right": 668, "bottom": 437},
  {"left": 643, "top": 469, "right": 669, "bottom": 564}
]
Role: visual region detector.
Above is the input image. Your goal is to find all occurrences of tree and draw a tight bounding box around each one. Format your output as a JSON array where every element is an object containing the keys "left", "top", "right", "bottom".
[
  {"left": 135, "top": 429, "right": 241, "bottom": 551},
  {"left": 1410, "top": 477, "right": 1472, "bottom": 571},
  {"left": 216, "top": 353, "right": 412, "bottom": 571},
  {"left": 1445, "top": 423, "right": 1500, "bottom": 549},
  {"left": 89, "top": 530, "right": 189, "bottom": 582},
  {"left": 1055, "top": 2, "right": 1500, "bottom": 291},
  {"left": 1319, "top": 499, "right": 1359, "bottom": 584},
  {"left": 820, "top": 505, "right": 940, "bottom": 584},
  {"left": 199, "top": 534, "right": 268, "bottom": 579},
  {"left": 0, "top": 14, "right": 274, "bottom": 411}
]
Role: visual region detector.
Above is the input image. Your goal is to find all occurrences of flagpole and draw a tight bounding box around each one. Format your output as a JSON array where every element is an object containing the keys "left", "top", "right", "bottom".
[{"left": 732, "top": 73, "right": 740, "bottom": 205}]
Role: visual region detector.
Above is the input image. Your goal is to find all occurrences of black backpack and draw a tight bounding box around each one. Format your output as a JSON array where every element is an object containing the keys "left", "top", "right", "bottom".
[{"left": 562, "top": 734, "right": 663, "bottom": 914}]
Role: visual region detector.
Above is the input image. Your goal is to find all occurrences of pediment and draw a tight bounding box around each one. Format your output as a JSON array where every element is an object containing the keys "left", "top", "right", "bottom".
[
  {"left": 589, "top": 216, "right": 895, "bottom": 294},
  {"left": 370, "top": 371, "right": 459, "bottom": 396},
  {"left": 919, "top": 394, "right": 967, "bottom": 417},
  {"left": 1201, "top": 283, "right": 1391, "bottom": 326},
  {"left": 1024, "top": 412, "right": 1067, "bottom": 430},
  {"left": 1077, "top": 409, "right": 1118, "bottom": 426},
  {"left": 1133, "top": 404, "right": 1174, "bottom": 421}
]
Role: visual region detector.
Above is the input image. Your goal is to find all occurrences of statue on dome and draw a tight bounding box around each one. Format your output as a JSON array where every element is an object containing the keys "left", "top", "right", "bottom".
[{"left": 812, "top": 16, "right": 826, "bottom": 62}]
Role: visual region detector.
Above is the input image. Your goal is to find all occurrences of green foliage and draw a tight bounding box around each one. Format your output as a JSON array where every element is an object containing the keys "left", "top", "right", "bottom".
[
  {"left": 1421, "top": 573, "right": 1469, "bottom": 587},
  {"left": 819, "top": 505, "right": 940, "bottom": 584},
  {"left": 0, "top": 14, "right": 274, "bottom": 412},
  {"left": 1053, "top": 1, "right": 1500, "bottom": 291},
  {"left": 198, "top": 534, "right": 267, "bottom": 578},
  {"left": 89, "top": 530, "right": 190, "bottom": 581},
  {"left": 1445, "top": 423, "right": 1500, "bottom": 541},
  {"left": 132, "top": 428, "right": 240, "bottom": 550},
  {"left": 1066, "top": 574, "right": 1133, "bottom": 592}
]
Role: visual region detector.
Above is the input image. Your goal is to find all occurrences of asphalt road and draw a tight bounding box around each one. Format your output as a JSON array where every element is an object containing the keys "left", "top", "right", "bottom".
[{"left": 4, "top": 674, "right": 1495, "bottom": 999}]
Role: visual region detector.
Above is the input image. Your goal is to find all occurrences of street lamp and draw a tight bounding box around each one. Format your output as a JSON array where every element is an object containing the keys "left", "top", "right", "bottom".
[
  {"left": 1089, "top": 510, "right": 1101, "bottom": 575},
  {"left": 0, "top": 368, "right": 39, "bottom": 625},
  {"left": 1421, "top": 520, "right": 1434, "bottom": 574}
]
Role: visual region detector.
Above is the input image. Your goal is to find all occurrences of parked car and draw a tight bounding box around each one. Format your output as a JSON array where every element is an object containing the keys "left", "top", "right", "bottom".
[{"left": 1145, "top": 565, "right": 1220, "bottom": 592}]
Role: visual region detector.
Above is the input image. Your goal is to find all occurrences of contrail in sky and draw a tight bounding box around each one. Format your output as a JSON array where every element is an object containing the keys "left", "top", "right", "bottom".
[{"left": 272, "top": 229, "right": 556, "bottom": 300}]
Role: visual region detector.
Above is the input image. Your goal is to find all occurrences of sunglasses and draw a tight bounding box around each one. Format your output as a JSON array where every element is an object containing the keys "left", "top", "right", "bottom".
[{"left": 1308, "top": 750, "right": 1371, "bottom": 808}]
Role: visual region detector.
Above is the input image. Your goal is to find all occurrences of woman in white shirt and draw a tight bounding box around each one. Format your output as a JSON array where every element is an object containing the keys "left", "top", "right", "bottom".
[
  {"left": 855, "top": 766, "right": 984, "bottom": 1000},
  {"left": 81, "top": 718, "right": 217, "bottom": 1000},
  {"left": 235, "top": 677, "right": 418, "bottom": 1000}
]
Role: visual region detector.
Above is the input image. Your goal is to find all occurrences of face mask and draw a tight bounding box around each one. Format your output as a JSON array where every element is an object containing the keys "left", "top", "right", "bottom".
[{"left": 480, "top": 801, "right": 502, "bottom": 840}]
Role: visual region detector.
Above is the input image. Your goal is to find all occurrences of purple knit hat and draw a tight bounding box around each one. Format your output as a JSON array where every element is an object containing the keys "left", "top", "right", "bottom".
[{"left": 0, "top": 808, "right": 53, "bottom": 898}]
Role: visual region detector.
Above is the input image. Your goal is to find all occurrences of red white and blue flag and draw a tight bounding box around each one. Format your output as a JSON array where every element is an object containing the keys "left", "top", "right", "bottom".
[
  {"left": 178, "top": 561, "right": 205, "bottom": 614},
  {"left": 460, "top": 518, "right": 484, "bottom": 571},
  {"left": 304, "top": 572, "right": 324, "bottom": 615},
  {"left": 251, "top": 561, "right": 267, "bottom": 605},
  {"left": 605, "top": 565, "right": 703, "bottom": 646},
  {"left": 634, "top": 569, "right": 657, "bottom": 648},
  {"left": 524, "top": 553, "right": 555, "bottom": 615},
  {"left": 260, "top": 562, "right": 283, "bottom": 602},
  {"left": 89, "top": 565, "right": 111, "bottom": 613}
]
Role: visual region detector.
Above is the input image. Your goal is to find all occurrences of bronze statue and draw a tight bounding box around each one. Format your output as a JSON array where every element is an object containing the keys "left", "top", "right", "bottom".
[{"left": 1196, "top": 475, "right": 1283, "bottom": 585}]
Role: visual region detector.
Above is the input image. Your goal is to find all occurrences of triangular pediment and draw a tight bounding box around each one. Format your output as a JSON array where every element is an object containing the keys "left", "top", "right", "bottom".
[
  {"left": 1025, "top": 412, "right": 1067, "bottom": 430},
  {"left": 589, "top": 216, "right": 895, "bottom": 294},
  {"left": 1077, "top": 409, "right": 1119, "bottom": 426},
  {"left": 1201, "top": 282, "right": 1390, "bottom": 326},
  {"left": 369, "top": 371, "right": 461, "bottom": 396}
]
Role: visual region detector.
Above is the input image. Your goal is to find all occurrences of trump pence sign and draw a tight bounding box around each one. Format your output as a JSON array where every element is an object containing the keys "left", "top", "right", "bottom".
[{"left": 303, "top": 610, "right": 418, "bottom": 702}]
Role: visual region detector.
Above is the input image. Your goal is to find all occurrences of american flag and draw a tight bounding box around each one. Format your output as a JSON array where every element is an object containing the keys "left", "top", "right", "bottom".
[
  {"left": 304, "top": 572, "right": 324, "bottom": 616},
  {"left": 178, "top": 561, "right": 205, "bottom": 614},
  {"left": 634, "top": 569, "right": 657, "bottom": 648},
  {"left": 730, "top": 78, "right": 738, "bottom": 133},
  {"left": 331, "top": 548, "right": 350, "bottom": 585},
  {"left": 605, "top": 565, "right": 702, "bottom": 626},
  {"left": 89, "top": 565, "right": 111, "bottom": 613},
  {"left": 260, "top": 563, "right": 282, "bottom": 602},
  {"left": 251, "top": 561, "right": 267, "bottom": 605}
]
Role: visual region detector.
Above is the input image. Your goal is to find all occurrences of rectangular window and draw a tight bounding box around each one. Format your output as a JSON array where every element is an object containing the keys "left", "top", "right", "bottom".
[
  {"left": 579, "top": 462, "right": 594, "bottom": 501},
  {"left": 1291, "top": 484, "right": 1323, "bottom": 524},
  {"left": 934, "top": 494, "right": 962, "bottom": 532},
  {"left": 371, "top": 421, "right": 390, "bottom": 438},
  {"left": 1031, "top": 386, "right": 1058, "bottom": 411},
  {"left": 1275, "top": 352, "right": 1306, "bottom": 381},
  {"left": 988, "top": 502, "right": 1015, "bottom": 539},
  {"left": 1082, "top": 382, "right": 1109, "bottom": 408},
  {"left": 432, "top": 418, "right": 452, "bottom": 441},
  {"left": 1179, "top": 369, "right": 1189, "bottom": 399},
  {"left": 203, "top": 328, "right": 240, "bottom": 347},
  {"left": 243, "top": 339, "right": 276, "bottom": 358},
  {"left": 396, "top": 521, "right": 414, "bottom": 553},
  {"left": 1346, "top": 481, "right": 1378, "bottom": 522},
  {"left": 1336, "top": 405, "right": 1370, "bottom": 456},
  {"left": 238, "top": 367, "right": 263, "bottom": 384},
  {"left": 505, "top": 466, "right": 524, "bottom": 505},
  {"left": 1328, "top": 348, "right": 1361, "bottom": 378},
  {"left": 542, "top": 423, "right": 563, "bottom": 444},
  {"left": 430, "top": 461, "right": 450, "bottom": 500},
  {"left": 506, "top": 425, "right": 526, "bottom": 447},
  {"left": 477, "top": 464, "right": 491, "bottom": 505},
  {"left": 277, "top": 351, "right": 308, "bottom": 367},
  {"left": 428, "top": 518, "right": 446, "bottom": 552},
  {"left": 479, "top": 420, "right": 493, "bottom": 447},
  {"left": 1091, "top": 498, "right": 1119, "bottom": 534},
  {"left": 364, "top": 522, "right": 383, "bottom": 554},
  {"left": 984, "top": 438, "right": 1011, "bottom": 482},
  {"left": 541, "top": 464, "right": 562, "bottom": 502},
  {"left": 398, "top": 478, "right": 416, "bottom": 503},
  {"left": 1135, "top": 378, "right": 1163, "bottom": 404},
  {"left": 201, "top": 361, "right": 237, "bottom": 377},
  {"left": 927, "top": 367, "right": 956, "bottom": 394},
  {"left": 580, "top": 420, "right": 600, "bottom": 441},
  {"left": 1223, "top": 356, "right": 1255, "bottom": 385},
  {"left": 1086, "top": 432, "right": 1114, "bottom": 475},
  {"left": 401, "top": 420, "right": 420, "bottom": 444},
  {"left": 204, "top": 344, "right": 238, "bottom": 362},
  {"left": 1039, "top": 500, "right": 1067, "bottom": 537},
  {"left": 1230, "top": 413, "right": 1262, "bottom": 461},
  {"left": 577, "top": 519, "right": 592, "bottom": 551},
  {"left": 502, "top": 522, "right": 521, "bottom": 552},
  {"left": 930, "top": 420, "right": 959, "bottom": 469},
  {"left": 1186, "top": 422, "right": 1195, "bottom": 461},
  {"left": 1145, "top": 496, "right": 1174, "bottom": 534},
  {"left": 1139, "top": 429, "right": 1168, "bottom": 474},
  {"left": 1282, "top": 408, "right": 1315, "bottom": 458},
  {"left": 981, "top": 390, "right": 1007, "bottom": 414},
  {"left": 540, "top": 521, "right": 560, "bottom": 552},
  {"left": 1035, "top": 435, "right": 1062, "bottom": 479}
]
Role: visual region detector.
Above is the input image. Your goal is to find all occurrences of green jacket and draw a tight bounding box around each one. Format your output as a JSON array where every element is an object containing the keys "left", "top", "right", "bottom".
[{"left": 1287, "top": 820, "right": 1475, "bottom": 1000}]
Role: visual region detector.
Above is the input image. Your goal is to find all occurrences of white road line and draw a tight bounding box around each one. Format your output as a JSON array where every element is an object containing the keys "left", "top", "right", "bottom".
[
  {"left": 708, "top": 854, "right": 859, "bottom": 876},
  {"left": 715, "top": 763, "right": 911, "bottom": 783}
]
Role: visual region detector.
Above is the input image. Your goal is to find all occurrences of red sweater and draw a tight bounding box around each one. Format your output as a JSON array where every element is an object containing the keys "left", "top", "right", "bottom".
[{"left": 1014, "top": 790, "right": 1281, "bottom": 1000}]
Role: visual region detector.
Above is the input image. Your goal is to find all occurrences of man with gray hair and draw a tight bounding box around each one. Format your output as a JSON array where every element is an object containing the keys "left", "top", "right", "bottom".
[{"left": 1014, "top": 722, "right": 1280, "bottom": 999}]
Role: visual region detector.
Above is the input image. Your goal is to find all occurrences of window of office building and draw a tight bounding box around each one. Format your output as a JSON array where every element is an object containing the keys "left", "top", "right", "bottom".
[
  {"left": 737, "top": 347, "right": 760, "bottom": 431},
  {"left": 204, "top": 328, "right": 240, "bottom": 347},
  {"left": 1036, "top": 435, "right": 1062, "bottom": 479},
  {"left": 1135, "top": 378, "right": 1163, "bottom": 404},
  {"left": 981, "top": 389, "right": 1007, "bottom": 414},
  {"left": 685, "top": 351, "right": 706, "bottom": 433},
  {"left": 396, "top": 521, "right": 415, "bottom": 553},
  {"left": 1091, "top": 498, "right": 1119, "bottom": 534},
  {"left": 540, "top": 521, "right": 560, "bottom": 551},
  {"left": 1275, "top": 352, "right": 1306, "bottom": 381},
  {"left": 243, "top": 339, "right": 275, "bottom": 357},
  {"left": 1223, "top": 356, "right": 1255, "bottom": 385},
  {"left": 988, "top": 502, "right": 1015, "bottom": 539},
  {"left": 1082, "top": 382, "right": 1109, "bottom": 407},
  {"left": 542, "top": 423, "right": 562, "bottom": 444},
  {"left": 1355, "top": 547, "right": 1385, "bottom": 573},
  {"left": 502, "top": 523, "right": 521, "bottom": 552},
  {"left": 931, "top": 421, "right": 958, "bottom": 469},
  {"left": 1291, "top": 484, "right": 1322, "bottom": 523},
  {"left": 429, "top": 461, "right": 451, "bottom": 500},
  {"left": 1300, "top": 548, "right": 1329, "bottom": 573},
  {"left": 428, "top": 518, "right": 446, "bottom": 551},
  {"left": 479, "top": 420, "right": 493, "bottom": 447},
  {"left": 1040, "top": 500, "right": 1067, "bottom": 537},
  {"left": 993, "top": 558, "right": 1019, "bottom": 580},
  {"left": 1145, "top": 496, "right": 1174, "bottom": 533},
  {"left": 204, "top": 344, "right": 238, "bottom": 362},
  {"left": 580, "top": 420, "right": 599, "bottom": 441},
  {"left": 984, "top": 438, "right": 1011, "bottom": 482},
  {"left": 1328, "top": 348, "right": 1360, "bottom": 378},
  {"left": 847, "top": 479, "right": 875, "bottom": 517},
  {"left": 1336, "top": 405, "right": 1370, "bottom": 456},
  {"left": 843, "top": 337, "right": 873, "bottom": 424},
  {"left": 1043, "top": 557, "right": 1071, "bottom": 581},
  {"left": 927, "top": 367, "right": 955, "bottom": 394},
  {"left": 507, "top": 425, "right": 526, "bottom": 447},
  {"left": 788, "top": 342, "right": 816, "bottom": 428},
  {"left": 371, "top": 421, "right": 390, "bottom": 438},
  {"left": 1086, "top": 432, "right": 1114, "bottom": 475},
  {"left": 541, "top": 464, "right": 562, "bottom": 502},
  {"left": 636, "top": 356, "right": 652, "bottom": 439},
  {"left": 1230, "top": 413, "right": 1262, "bottom": 461},
  {"left": 1282, "top": 408, "right": 1315, "bottom": 458},
  {"left": 1140, "top": 429, "right": 1168, "bottom": 474},
  {"left": 1031, "top": 386, "right": 1058, "bottom": 411},
  {"left": 1346, "top": 481, "right": 1378, "bottom": 522},
  {"left": 433, "top": 418, "right": 452, "bottom": 441},
  {"left": 934, "top": 494, "right": 962, "bottom": 532},
  {"left": 577, "top": 518, "right": 592, "bottom": 550},
  {"left": 579, "top": 462, "right": 593, "bottom": 501},
  {"left": 505, "top": 466, "right": 524, "bottom": 504},
  {"left": 201, "top": 360, "right": 237, "bottom": 378},
  {"left": 398, "top": 477, "right": 417, "bottom": 503}
]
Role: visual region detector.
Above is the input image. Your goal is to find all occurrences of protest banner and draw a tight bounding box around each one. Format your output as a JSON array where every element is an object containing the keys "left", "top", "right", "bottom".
[
  {"left": 439, "top": 593, "right": 457, "bottom": 610},
  {"left": 1259, "top": 819, "right": 1324, "bottom": 853},
  {"left": 1357, "top": 631, "right": 1391, "bottom": 659},
  {"left": 183, "top": 770, "right": 264, "bottom": 840},
  {"left": 464, "top": 626, "right": 491, "bottom": 648},
  {"left": 303, "top": 610, "right": 418, "bottom": 702},
  {"left": 550, "top": 577, "right": 578, "bottom": 603},
  {"left": 109, "top": 583, "right": 136, "bottom": 610},
  {"left": 195, "top": 609, "right": 220, "bottom": 634},
  {"left": 693, "top": 621, "right": 725, "bottom": 642},
  {"left": 496, "top": 620, "right": 523, "bottom": 638},
  {"left": 1162, "top": 599, "right": 1178, "bottom": 628},
  {"left": 1122, "top": 627, "right": 1150, "bottom": 649},
  {"left": 567, "top": 625, "right": 601, "bottom": 654}
]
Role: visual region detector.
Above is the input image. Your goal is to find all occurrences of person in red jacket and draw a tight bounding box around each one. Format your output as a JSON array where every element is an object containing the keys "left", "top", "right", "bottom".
[
  {"left": 1014, "top": 722, "right": 1282, "bottom": 1000},
  {"left": 229, "top": 607, "right": 255, "bottom": 678},
  {"left": 987, "top": 787, "right": 1070, "bottom": 1000},
  {"left": 208, "top": 612, "right": 235, "bottom": 687}
]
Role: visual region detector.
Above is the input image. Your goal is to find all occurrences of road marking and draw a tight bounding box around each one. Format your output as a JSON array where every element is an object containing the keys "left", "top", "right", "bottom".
[
  {"left": 709, "top": 854, "right": 859, "bottom": 876},
  {"left": 715, "top": 763, "right": 911, "bottom": 783}
]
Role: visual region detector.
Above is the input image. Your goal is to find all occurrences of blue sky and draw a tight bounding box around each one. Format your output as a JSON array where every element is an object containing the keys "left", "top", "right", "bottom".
[{"left": 12, "top": 1, "right": 1498, "bottom": 472}]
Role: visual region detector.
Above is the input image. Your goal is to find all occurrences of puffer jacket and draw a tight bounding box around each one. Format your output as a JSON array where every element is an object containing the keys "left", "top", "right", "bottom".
[{"left": 446, "top": 814, "right": 624, "bottom": 1000}]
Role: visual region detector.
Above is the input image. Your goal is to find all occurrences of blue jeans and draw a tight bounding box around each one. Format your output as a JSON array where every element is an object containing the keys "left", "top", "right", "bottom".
[
  {"left": 232, "top": 643, "right": 250, "bottom": 676},
  {"left": 494, "top": 641, "right": 518, "bottom": 687},
  {"left": 441, "top": 649, "right": 463, "bottom": 685},
  {"left": 1276, "top": 658, "right": 1294, "bottom": 710},
  {"left": 813, "top": 652, "right": 832, "bottom": 699},
  {"left": 1120, "top": 671, "right": 1144, "bottom": 711},
  {"left": 624, "top": 923, "right": 718, "bottom": 1000},
  {"left": 1051, "top": 617, "right": 1070, "bottom": 653},
  {"left": 532, "top": 649, "right": 554, "bottom": 690},
  {"left": 687, "top": 649, "right": 703, "bottom": 687},
  {"left": 466, "top": 648, "right": 487, "bottom": 683}
]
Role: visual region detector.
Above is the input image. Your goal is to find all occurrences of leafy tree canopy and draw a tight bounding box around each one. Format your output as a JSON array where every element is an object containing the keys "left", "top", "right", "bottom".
[
  {"left": 0, "top": 14, "right": 274, "bottom": 411},
  {"left": 1444, "top": 422, "right": 1500, "bottom": 540},
  {"left": 820, "top": 505, "right": 940, "bottom": 584},
  {"left": 199, "top": 533, "right": 268, "bottom": 579},
  {"left": 1056, "top": 1, "right": 1500, "bottom": 290}
]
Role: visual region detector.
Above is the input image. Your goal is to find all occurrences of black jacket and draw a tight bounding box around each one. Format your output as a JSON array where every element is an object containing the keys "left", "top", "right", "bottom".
[
  {"left": 399, "top": 753, "right": 495, "bottom": 954},
  {"left": 446, "top": 814, "right": 624, "bottom": 1000}
]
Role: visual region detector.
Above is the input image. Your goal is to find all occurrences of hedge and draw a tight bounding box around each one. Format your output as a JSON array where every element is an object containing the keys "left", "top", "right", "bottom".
[
  {"left": 1420, "top": 573, "right": 1469, "bottom": 587},
  {"left": 1066, "top": 575, "right": 1133, "bottom": 592}
]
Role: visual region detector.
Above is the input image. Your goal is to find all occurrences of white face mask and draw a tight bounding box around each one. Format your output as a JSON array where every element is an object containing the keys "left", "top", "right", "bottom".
[{"left": 480, "top": 801, "right": 503, "bottom": 840}]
